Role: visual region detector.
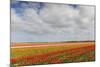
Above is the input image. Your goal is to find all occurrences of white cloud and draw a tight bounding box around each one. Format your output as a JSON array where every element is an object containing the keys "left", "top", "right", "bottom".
[{"left": 11, "top": 2, "right": 95, "bottom": 42}]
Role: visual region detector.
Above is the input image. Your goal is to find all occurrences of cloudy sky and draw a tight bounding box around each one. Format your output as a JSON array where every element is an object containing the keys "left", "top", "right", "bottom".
[{"left": 11, "top": 1, "right": 95, "bottom": 42}]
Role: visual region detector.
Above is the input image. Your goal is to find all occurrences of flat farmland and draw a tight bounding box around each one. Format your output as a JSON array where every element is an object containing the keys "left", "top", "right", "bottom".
[{"left": 11, "top": 41, "right": 95, "bottom": 66}]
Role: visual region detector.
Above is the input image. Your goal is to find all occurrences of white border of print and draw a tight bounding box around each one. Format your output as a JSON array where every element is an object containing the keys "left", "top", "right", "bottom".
[
  {"left": 0, "top": 0, "right": 99, "bottom": 67},
  {"left": 22, "top": 0, "right": 95, "bottom": 5},
  {"left": 0, "top": 0, "right": 10, "bottom": 67}
]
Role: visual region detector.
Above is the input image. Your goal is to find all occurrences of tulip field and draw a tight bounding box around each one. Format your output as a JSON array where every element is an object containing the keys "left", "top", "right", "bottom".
[{"left": 11, "top": 41, "right": 95, "bottom": 66}]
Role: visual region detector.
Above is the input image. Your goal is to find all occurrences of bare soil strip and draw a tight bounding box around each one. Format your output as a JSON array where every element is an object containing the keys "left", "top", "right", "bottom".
[{"left": 11, "top": 41, "right": 95, "bottom": 48}]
